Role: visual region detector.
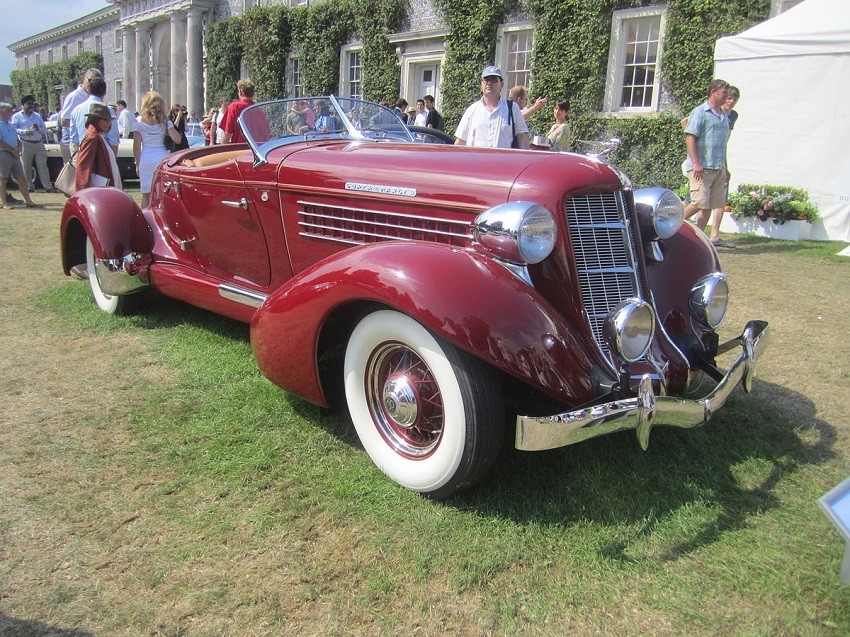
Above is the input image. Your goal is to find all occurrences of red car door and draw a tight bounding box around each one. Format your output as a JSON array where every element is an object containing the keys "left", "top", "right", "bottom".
[{"left": 167, "top": 157, "right": 273, "bottom": 289}]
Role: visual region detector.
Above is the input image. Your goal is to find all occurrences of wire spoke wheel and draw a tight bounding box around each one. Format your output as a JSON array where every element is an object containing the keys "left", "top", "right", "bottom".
[{"left": 344, "top": 309, "right": 504, "bottom": 498}]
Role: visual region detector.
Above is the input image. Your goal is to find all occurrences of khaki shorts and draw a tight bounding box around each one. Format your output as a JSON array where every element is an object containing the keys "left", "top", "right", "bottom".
[
  {"left": 0, "top": 150, "right": 25, "bottom": 181},
  {"left": 687, "top": 168, "right": 727, "bottom": 210}
]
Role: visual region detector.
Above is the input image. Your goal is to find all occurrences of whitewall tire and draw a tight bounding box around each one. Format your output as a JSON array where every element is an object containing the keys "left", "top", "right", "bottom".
[{"left": 344, "top": 309, "right": 503, "bottom": 498}]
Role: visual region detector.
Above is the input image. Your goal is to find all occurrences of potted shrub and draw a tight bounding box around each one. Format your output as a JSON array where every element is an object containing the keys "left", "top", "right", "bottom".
[{"left": 725, "top": 184, "right": 819, "bottom": 240}]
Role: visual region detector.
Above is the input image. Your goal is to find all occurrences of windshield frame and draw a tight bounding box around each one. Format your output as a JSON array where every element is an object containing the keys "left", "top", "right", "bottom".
[{"left": 238, "top": 95, "right": 415, "bottom": 166}]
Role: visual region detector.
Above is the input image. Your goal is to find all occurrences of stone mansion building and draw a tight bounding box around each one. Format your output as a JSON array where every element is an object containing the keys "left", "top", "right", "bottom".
[{"left": 9, "top": 0, "right": 798, "bottom": 117}]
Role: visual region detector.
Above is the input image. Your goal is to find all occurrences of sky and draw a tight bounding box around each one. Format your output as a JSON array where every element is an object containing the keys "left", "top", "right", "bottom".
[{"left": 1, "top": 0, "right": 108, "bottom": 86}]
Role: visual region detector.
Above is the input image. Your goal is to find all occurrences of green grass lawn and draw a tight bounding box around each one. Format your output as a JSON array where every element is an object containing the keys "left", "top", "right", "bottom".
[{"left": 4, "top": 226, "right": 850, "bottom": 635}]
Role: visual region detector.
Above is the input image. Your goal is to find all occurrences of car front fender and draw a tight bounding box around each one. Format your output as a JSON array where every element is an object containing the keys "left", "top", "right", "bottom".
[
  {"left": 251, "top": 241, "right": 599, "bottom": 408},
  {"left": 61, "top": 187, "right": 154, "bottom": 275}
]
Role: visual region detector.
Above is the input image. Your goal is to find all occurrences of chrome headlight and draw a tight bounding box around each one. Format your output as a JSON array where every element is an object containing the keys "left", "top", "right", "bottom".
[
  {"left": 689, "top": 273, "right": 729, "bottom": 329},
  {"left": 633, "top": 188, "right": 684, "bottom": 240},
  {"left": 603, "top": 298, "right": 656, "bottom": 363},
  {"left": 473, "top": 202, "right": 557, "bottom": 265}
]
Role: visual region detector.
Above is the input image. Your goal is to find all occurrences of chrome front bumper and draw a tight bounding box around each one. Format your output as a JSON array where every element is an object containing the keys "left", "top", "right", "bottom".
[{"left": 515, "top": 320, "right": 769, "bottom": 451}]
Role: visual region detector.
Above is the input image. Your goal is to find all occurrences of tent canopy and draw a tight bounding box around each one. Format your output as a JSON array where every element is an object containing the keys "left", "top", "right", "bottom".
[{"left": 714, "top": 0, "right": 850, "bottom": 241}]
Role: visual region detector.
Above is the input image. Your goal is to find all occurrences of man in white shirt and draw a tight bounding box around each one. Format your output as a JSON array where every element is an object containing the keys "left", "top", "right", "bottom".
[
  {"left": 59, "top": 68, "right": 101, "bottom": 163},
  {"left": 413, "top": 99, "right": 429, "bottom": 127},
  {"left": 11, "top": 95, "right": 58, "bottom": 192},
  {"left": 116, "top": 100, "right": 135, "bottom": 138},
  {"left": 455, "top": 65, "right": 529, "bottom": 149}
]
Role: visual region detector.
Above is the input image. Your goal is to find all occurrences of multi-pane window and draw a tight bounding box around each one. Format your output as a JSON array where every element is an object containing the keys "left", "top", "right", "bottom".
[
  {"left": 95, "top": 35, "right": 102, "bottom": 54},
  {"left": 77, "top": 39, "right": 84, "bottom": 53},
  {"left": 620, "top": 16, "right": 660, "bottom": 108},
  {"left": 501, "top": 27, "right": 533, "bottom": 89},
  {"left": 35, "top": 52, "right": 40, "bottom": 66},
  {"left": 604, "top": 7, "right": 666, "bottom": 112},
  {"left": 115, "top": 80, "right": 123, "bottom": 101},
  {"left": 48, "top": 49, "right": 53, "bottom": 64},
  {"left": 62, "top": 44, "right": 68, "bottom": 60},
  {"left": 348, "top": 50, "right": 362, "bottom": 99},
  {"left": 115, "top": 28, "right": 123, "bottom": 51},
  {"left": 291, "top": 58, "right": 302, "bottom": 98}
]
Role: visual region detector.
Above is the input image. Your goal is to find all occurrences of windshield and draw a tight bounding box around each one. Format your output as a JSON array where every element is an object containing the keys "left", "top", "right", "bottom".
[{"left": 239, "top": 96, "right": 414, "bottom": 162}]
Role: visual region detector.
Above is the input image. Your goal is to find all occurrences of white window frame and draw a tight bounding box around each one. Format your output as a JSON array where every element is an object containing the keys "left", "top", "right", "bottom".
[
  {"left": 339, "top": 44, "right": 363, "bottom": 99},
  {"left": 61, "top": 44, "right": 68, "bottom": 60},
  {"left": 48, "top": 49, "right": 53, "bottom": 64},
  {"left": 115, "top": 79, "right": 123, "bottom": 101},
  {"left": 115, "top": 28, "right": 123, "bottom": 52},
  {"left": 604, "top": 5, "right": 667, "bottom": 114},
  {"left": 95, "top": 34, "right": 102, "bottom": 54},
  {"left": 496, "top": 23, "right": 534, "bottom": 90},
  {"left": 77, "top": 39, "right": 84, "bottom": 54},
  {"left": 289, "top": 55, "right": 302, "bottom": 98},
  {"left": 35, "top": 52, "right": 41, "bottom": 66}
]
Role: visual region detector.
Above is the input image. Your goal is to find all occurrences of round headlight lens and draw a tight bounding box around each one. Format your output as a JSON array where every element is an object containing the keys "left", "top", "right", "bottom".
[
  {"left": 689, "top": 273, "right": 729, "bottom": 329},
  {"left": 473, "top": 202, "right": 557, "bottom": 265},
  {"left": 653, "top": 189, "right": 685, "bottom": 239},
  {"left": 517, "top": 205, "right": 558, "bottom": 264},
  {"left": 603, "top": 299, "right": 656, "bottom": 363}
]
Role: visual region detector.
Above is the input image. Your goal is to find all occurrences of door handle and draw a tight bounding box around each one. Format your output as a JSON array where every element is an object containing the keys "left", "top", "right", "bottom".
[{"left": 222, "top": 197, "right": 248, "bottom": 210}]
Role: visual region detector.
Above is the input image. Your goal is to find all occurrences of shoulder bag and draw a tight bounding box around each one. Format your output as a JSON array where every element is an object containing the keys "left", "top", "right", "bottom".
[{"left": 55, "top": 158, "right": 77, "bottom": 197}]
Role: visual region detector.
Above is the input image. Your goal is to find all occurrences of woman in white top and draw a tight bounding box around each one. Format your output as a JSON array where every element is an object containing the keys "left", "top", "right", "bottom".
[{"left": 133, "top": 91, "right": 182, "bottom": 207}]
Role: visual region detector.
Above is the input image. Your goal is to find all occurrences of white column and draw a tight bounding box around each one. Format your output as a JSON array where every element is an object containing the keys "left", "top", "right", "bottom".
[
  {"left": 135, "top": 22, "right": 151, "bottom": 103},
  {"left": 121, "top": 25, "right": 136, "bottom": 111},
  {"left": 186, "top": 8, "right": 205, "bottom": 117},
  {"left": 170, "top": 12, "right": 187, "bottom": 107}
]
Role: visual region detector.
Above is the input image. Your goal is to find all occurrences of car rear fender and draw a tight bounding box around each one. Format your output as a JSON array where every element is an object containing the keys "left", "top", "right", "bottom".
[
  {"left": 251, "top": 241, "right": 598, "bottom": 408},
  {"left": 61, "top": 188, "right": 154, "bottom": 275}
]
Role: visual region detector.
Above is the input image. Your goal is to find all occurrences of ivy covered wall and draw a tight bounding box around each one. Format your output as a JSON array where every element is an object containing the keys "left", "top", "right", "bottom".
[
  {"left": 9, "top": 51, "right": 104, "bottom": 112},
  {"left": 203, "top": 0, "right": 771, "bottom": 188}
]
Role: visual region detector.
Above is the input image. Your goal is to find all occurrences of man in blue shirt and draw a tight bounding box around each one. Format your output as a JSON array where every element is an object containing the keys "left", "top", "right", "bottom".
[
  {"left": 70, "top": 77, "right": 119, "bottom": 155},
  {"left": 0, "top": 103, "right": 42, "bottom": 209},
  {"left": 11, "top": 95, "right": 58, "bottom": 193},
  {"left": 59, "top": 68, "right": 101, "bottom": 164},
  {"left": 683, "top": 79, "right": 730, "bottom": 233}
]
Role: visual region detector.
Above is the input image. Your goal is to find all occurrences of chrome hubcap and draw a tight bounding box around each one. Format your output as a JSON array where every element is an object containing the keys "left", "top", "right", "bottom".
[{"left": 382, "top": 375, "right": 419, "bottom": 427}]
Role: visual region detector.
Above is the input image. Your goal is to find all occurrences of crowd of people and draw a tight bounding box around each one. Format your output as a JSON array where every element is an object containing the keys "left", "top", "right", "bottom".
[{"left": 3, "top": 65, "right": 740, "bottom": 247}]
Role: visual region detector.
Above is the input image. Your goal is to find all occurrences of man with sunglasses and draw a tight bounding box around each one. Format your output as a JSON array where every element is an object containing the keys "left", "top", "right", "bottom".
[
  {"left": 11, "top": 96, "right": 58, "bottom": 193},
  {"left": 455, "top": 65, "right": 529, "bottom": 149}
]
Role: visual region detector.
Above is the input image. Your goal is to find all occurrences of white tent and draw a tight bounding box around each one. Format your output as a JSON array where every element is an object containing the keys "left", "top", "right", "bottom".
[{"left": 714, "top": 0, "right": 850, "bottom": 241}]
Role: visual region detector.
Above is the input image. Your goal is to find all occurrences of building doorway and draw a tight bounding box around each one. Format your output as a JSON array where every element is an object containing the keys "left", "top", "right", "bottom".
[{"left": 410, "top": 62, "right": 439, "bottom": 103}]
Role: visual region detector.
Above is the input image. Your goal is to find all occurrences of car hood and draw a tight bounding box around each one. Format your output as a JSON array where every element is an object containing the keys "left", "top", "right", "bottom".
[{"left": 270, "top": 140, "right": 623, "bottom": 211}]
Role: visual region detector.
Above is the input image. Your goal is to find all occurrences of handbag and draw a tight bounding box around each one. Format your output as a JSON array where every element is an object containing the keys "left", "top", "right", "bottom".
[
  {"left": 55, "top": 161, "right": 76, "bottom": 197},
  {"left": 508, "top": 99, "right": 518, "bottom": 149},
  {"left": 164, "top": 132, "right": 176, "bottom": 152}
]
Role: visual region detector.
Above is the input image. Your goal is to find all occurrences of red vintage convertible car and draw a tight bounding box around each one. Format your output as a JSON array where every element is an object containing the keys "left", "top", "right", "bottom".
[{"left": 60, "top": 96, "right": 769, "bottom": 498}]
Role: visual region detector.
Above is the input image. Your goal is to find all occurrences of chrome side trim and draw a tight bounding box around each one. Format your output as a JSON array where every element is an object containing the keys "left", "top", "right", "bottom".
[
  {"left": 218, "top": 284, "right": 268, "bottom": 308},
  {"left": 515, "top": 320, "right": 769, "bottom": 451},
  {"left": 296, "top": 200, "right": 471, "bottom": 247},
  {"left": 94, "top": 253, "right": 150, "bottom": 296}
]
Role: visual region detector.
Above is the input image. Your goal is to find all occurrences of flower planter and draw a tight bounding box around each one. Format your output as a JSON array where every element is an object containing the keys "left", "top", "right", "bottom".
[{"left": 719, "top": 215, "right": 812, "bottom": 241}]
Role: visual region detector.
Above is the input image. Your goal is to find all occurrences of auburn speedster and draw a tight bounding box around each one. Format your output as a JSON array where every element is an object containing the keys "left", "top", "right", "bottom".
[{"left": 60, "top": 96, "right": 769, "bottom": 498}]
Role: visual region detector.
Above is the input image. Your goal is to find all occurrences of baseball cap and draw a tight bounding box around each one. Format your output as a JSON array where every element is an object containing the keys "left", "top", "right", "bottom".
[{"left": 481, "top": 65, "right": 503, "bottom": 79}]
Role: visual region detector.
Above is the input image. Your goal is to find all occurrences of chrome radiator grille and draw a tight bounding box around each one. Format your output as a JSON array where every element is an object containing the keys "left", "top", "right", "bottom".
[
  {"left": 298, "top": 200, "right": 470, "bottom": 247},
  {"left": 565, "top": 192, "right": 641, "bottom": 356}
]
